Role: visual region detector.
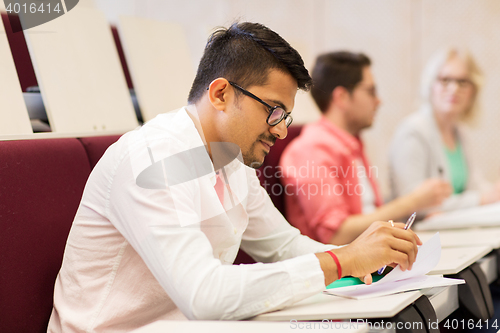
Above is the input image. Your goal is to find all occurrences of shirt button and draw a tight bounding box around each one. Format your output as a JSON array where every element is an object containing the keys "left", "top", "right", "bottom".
[
  {"left": 265, "top": 301, "right": 270, "bottom": 308},
  {"left": 233, "top": 228, "right": 237, "bottom": 234},
  {"left": 305, "top": 281, "right": 310, "bottom": 288}
]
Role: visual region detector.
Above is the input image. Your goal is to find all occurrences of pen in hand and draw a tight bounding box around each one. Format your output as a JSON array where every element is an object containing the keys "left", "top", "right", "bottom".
[
  {"left": 377, "top": 212, "right": 417, "bottom": 275},
  {"left": 438, "top": 167, "right": 444, "bottom": 178}
]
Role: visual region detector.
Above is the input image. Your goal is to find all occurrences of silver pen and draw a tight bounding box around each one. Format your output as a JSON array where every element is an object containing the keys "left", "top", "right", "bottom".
[{"left": 377, "top": 212, "right": 417, "bottom": 275}]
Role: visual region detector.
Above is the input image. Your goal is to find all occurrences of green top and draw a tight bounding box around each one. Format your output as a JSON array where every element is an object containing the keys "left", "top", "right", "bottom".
[{"left": 444, "top": 143, "right": 468, "bottom": 194}]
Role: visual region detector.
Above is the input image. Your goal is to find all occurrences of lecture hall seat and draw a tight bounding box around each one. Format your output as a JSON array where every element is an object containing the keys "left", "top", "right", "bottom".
[
  {"left": 0, "top": 138, "right": 91, "bottom": 333},
  {"left": 257, "top": 125, "right": 303, "bottom": 215}
]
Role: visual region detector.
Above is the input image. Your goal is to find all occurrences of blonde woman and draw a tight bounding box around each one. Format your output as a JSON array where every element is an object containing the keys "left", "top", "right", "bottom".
[{"left": 389, "top": 47, "right": 500, "bottom": 213}]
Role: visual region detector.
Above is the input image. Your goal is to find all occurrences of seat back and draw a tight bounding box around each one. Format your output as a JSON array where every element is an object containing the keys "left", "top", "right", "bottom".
[
  {"left": 0, "top": 139, "right": 91, "bottom": 333},
  {"left": 258, "top": 125, "right": 303, "bottom": 215},
  {"left": 78, "top": 135, "right": 122, "bottom": 169},
  {"left": 234, "top": 126, "right": 303, "bottom": 265}
]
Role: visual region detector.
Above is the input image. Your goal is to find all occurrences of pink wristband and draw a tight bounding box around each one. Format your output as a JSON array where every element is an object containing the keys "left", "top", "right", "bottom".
[{"left": 326, "top": 250, "right": 342, "bottom": 280}]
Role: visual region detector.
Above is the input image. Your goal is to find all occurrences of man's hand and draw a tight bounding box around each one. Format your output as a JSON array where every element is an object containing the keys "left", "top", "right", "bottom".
[
  {"left": 322, "top": 221, "right": 421, "bottom": 285},
  {"left": 411, "top": 178, "right": 452, "bottom": 210}
]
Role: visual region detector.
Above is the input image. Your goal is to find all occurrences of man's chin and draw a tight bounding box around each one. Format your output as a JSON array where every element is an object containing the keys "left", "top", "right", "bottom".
[
  {"left": 243, "top": 155, "right": 264, "bottom": 169},
  {"left": 246, "top": 159, "right": 264, "bottom": 169},
  {"left": 242, "top": 150, "right": 267, "bottom": 169}
]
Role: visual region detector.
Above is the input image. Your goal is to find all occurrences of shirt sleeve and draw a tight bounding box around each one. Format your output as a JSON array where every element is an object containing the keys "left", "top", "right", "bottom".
[
  {"left": 105, "top": 151, "right": 331, "bottom": 321},
  {"left": 241, "top": 167, "right": 337, "bottom": 262}
]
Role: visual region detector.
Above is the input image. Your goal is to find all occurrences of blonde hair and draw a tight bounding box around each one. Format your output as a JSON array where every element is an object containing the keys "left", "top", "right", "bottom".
[{"left": 420, "top": 47, "right": 483, "bottom": 124}]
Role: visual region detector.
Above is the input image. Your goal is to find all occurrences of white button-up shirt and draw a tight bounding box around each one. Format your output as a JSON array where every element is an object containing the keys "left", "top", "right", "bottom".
[{"left": 48, "top": 107, "right": 334, "bottom": 332}]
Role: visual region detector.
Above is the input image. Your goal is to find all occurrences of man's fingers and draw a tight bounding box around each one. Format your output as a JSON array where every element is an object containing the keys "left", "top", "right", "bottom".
[
  {"left": 389, "top": 250, "right": 410, "bottom": 271},
  {"left": 386, "top": 237, "right": 418, "bottom": 270},
  {"left": 391, "top": 222, "right": 406, "bottom": 229},
  {"left": 390, "top": 227, "right": 419, "bottom": 246},
  {"left": 356, "top": 274, "right": 373, "bottom": 285},
  {"left": 412, "top": 231, "right": 423, "bottom": 245},
  {"left": 389, "top": 224, "right": 422, "bottom": 249}
]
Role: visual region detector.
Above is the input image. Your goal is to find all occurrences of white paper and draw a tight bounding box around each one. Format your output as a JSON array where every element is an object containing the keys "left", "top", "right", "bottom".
[
  {"left": 380, "top": 232, "right": 441, "bottom": 283},
  {"left": 325, "top": 233, "right": 465, "bottom": 299},
  {"left": 415, "top": 203, "right": 500, "bottom": 231}
]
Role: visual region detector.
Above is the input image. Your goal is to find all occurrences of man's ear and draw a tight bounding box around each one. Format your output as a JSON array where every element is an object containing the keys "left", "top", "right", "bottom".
[
  {"left": 207, "top": 78, "right": 231, "bottom": 111},
  {"left": 332, "top": 86, "right": 351, "bottom": 110}
]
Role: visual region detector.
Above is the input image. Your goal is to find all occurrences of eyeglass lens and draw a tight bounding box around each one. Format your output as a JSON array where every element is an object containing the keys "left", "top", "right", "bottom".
[
  {"left": 437, "top": 77, "right": 472, "bottom": 88},
  {"left": 268, "top": 108, "right": 292, "bottom": 127}
]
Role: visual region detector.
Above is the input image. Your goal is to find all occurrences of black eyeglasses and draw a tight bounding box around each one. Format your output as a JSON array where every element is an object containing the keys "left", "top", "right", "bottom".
[{"left": 228, "top": 81, "right": 293, "bottom": 127}]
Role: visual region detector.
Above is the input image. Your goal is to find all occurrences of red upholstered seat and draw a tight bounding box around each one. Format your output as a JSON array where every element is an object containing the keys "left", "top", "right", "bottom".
[
  {"left": 257, "top": 125, "right": 303, "bottom": 215},
  {"left": 0, "top": 139, "right": 91, "bottom": 333},
  {"left": 78, "top": 135, "right": 122, "bottom": 169}
]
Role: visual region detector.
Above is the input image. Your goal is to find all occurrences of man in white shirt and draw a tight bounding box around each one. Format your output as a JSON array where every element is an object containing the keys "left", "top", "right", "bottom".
[{"left": 48, "top": 22, "right": 421, "bottom": 332}]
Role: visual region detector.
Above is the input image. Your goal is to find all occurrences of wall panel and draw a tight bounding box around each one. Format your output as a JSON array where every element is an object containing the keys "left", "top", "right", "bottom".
[{"left": 322, "top": 0, "right": 414, "bottom": 196}]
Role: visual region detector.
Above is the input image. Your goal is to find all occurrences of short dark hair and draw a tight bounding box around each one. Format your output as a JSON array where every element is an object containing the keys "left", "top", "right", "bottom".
[
  {"left": 187, "top": 22, "right": 312, "bottom": 104},
  {"left": 311, "top": 51, "right": 371, "bottom": 113}
]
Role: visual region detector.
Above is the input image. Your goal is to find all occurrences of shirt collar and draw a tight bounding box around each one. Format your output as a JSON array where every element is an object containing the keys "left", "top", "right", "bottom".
[
  {"left": 318, "top": 116, "right": 363, "bottom": 155},
  {"left": 181, "top": 107, "right": 244, "bottom": 186}
]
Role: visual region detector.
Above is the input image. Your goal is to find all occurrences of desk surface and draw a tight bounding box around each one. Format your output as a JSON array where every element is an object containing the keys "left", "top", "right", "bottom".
[
  {"left": 417, "top": 228, "right": 500, "bottom": 248},
  {"left": 428, "top": 245, "right": 492, "bottom": 275},
  {"left": 131, "top": 320, "right": 369, "bottom": 333},
  {"left": 251, "top": 290, "right": 421, "bottom": 321}
]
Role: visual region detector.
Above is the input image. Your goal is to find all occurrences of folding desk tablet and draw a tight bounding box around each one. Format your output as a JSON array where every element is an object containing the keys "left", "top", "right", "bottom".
[
  {"left": 23, "top": 7, "right": 139, "bottom": 133},
  {"left": 252, "top": 290, "right": 447, "bottom": 333},
  {"left": 251, "top": 291, "right": 420, "bottom": 322},
  {"left": 118, "top": 16, "right": 195, "bottom": 122},
  {"left": 418, "top": 228, "right": 500, "bottom": 284},
  {"left": 429, "top": 245, "right": 494, "bottom": 320},
  {"left": 131, "top": 320, "right": 369, "bottom": 333},
  {"left": 418, "top": 228, "right": 500, "bottom": 248}
]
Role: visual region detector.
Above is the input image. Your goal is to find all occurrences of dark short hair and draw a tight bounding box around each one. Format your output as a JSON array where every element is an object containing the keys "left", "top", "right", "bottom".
[
  {"left": 187, "top": 22, "right": 312, "bottom": 104},
  {"left": 311, "top": 51, "right": 371, "bottom": 113}
]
